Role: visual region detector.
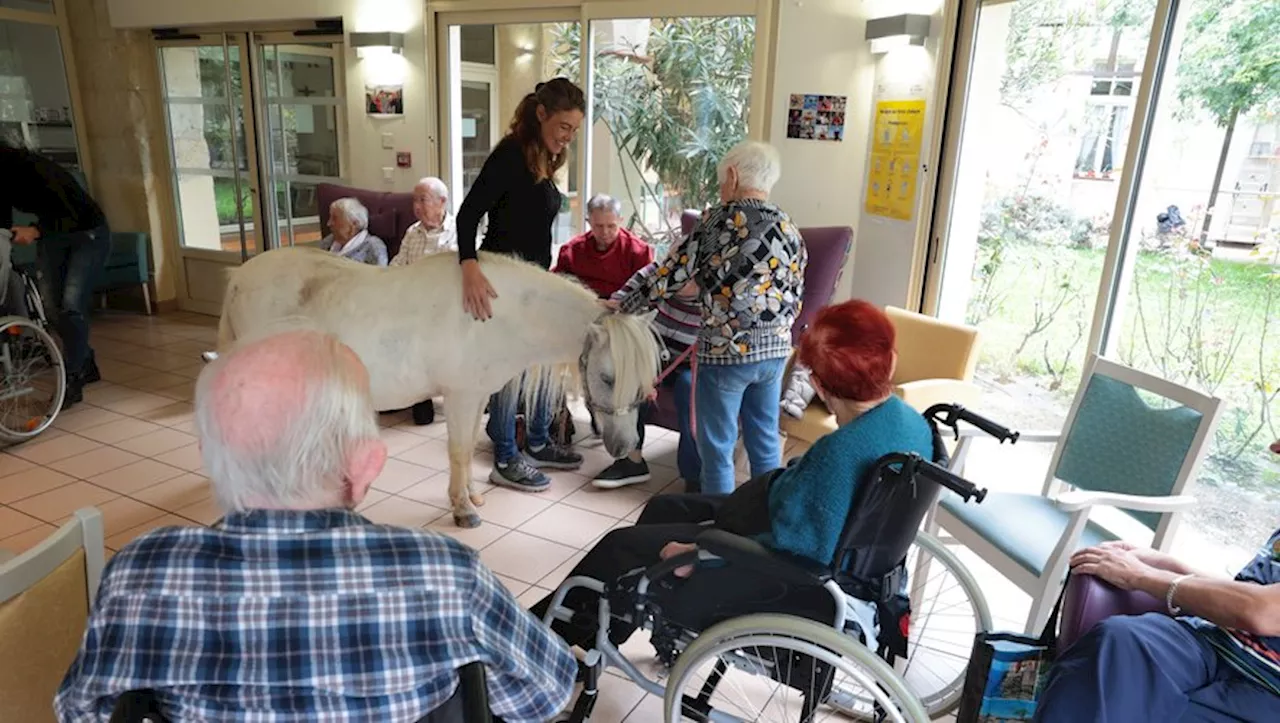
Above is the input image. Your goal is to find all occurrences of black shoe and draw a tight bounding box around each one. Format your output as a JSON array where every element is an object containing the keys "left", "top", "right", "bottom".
[
  {"left": 525, "top": 443, "right": 584, "bottom": 470},
  {"left": 81, "top": 353, "right": 101, "bottom": 385},
  {"left": 61, "top": 381, "right": 83, "bottom": 410},
  {"left": 411, "top": 399, "right": 435, "bottom": 426},
  {"left": 591, "top": 457, "right": 651, "bottom": 489}
]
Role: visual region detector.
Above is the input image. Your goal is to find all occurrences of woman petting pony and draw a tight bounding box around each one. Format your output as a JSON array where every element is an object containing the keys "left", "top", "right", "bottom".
[{"left": 455, "top": 77, "right": 589, "bottom": 494}]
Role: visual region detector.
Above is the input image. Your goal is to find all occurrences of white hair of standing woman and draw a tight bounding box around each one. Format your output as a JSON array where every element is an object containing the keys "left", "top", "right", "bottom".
[
  {"left": 717, "top": 141, "right": 782, "bottom": 195},
  {"left": 194, "top": 329, "right": 380, "bottom": 512},
  {"left": 330, "top": 197, "right": 370, "bottom": 231}
]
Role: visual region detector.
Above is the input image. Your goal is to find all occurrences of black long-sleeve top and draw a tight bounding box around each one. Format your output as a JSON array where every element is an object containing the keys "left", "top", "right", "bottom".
[
  {"left": 0, "top": 146, "right": 106, "bottom": 235},
  {"left": 456, "top": 135, "right": 561, "bottom": 269}
]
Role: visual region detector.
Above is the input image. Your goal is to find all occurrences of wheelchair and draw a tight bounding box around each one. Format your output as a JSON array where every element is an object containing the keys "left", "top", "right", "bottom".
[
  {"left": 543, "top": 403, "right": 1019, "bottom": 722},
  {"left": 0, "top": 258, "right": 66, "bottom": 442}
]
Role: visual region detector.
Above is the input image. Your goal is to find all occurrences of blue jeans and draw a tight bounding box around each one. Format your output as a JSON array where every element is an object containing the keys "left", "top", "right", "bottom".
[
  {"left": 486, "top": 374, "right": 552, "bottom": 464},
  {"left": 640, "top": 367, "right": 701, "bottom": 485},
  {"left": 1035, "top": 614, "right": 1277, "bottom": 722},
  {"left": 694, "top": 358, "right": 787, "bottom": 495},
  {"left": 38, "top": 224, "right": 110, "bottom": 377}
]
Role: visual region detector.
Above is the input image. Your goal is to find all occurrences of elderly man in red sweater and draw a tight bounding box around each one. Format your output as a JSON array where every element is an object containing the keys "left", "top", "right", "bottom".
[{"left": 554, "top": 194, "right": 653, "bottom": 298}]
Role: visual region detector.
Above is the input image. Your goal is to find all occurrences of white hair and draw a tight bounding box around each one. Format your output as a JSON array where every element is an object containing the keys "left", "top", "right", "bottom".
[
  {"left": 586, "top": 194, "right": 623, "bottom": 217},
  {"left": 717, "top": 140, "right": 782, "bottom": 195},
  {"left": 330, "top": 197, "right": 369, "bottom": 231},
  {"left": 416, "top": 176, "right": 449, "bottom": 202},
  {"left": 194, "top": 330, "right": 380, "bottom": 512}
]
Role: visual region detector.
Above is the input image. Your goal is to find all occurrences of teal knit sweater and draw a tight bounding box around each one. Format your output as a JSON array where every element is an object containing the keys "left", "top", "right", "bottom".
[{"left": 761, "top": 396, "right": 935, "bottom": 566}]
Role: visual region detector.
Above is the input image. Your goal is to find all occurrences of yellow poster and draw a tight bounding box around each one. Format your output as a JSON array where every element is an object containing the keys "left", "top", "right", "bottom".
[{"left": 864, "top": 99, "right": 926, "bottom": 221}]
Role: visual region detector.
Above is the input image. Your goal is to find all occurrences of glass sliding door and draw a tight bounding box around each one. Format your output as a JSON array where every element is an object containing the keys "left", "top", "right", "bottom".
[
  {"left": 439, "top": 17, "right": 582, "bottom": 247},
  {"left": 157, "top": 31, "right": 345, "bottom": 312},
  {"left": 256, "top": 36, "right": 346, "bottom": 249},
  {"left": 930, "top": 0, "right": 1155, "bottom": 434},
  {"left": 1101, "top": 0, "right": 1280, "bottom": 565},
  {"left": 581, "top": 15, "right": 755, "bottom": 257},
  {"left": 158, "top": 39, "right": 261, "bottom": 257}
]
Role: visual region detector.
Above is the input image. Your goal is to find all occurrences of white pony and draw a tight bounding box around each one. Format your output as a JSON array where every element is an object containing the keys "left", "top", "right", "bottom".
[{"left": 216, "top": 247, "right": 662, "bottom": 527}]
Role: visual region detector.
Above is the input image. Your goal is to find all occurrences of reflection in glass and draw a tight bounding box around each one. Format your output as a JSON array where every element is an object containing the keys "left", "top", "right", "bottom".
[{"left": 0, "top": 20, "right": 80, "bottom": 170}]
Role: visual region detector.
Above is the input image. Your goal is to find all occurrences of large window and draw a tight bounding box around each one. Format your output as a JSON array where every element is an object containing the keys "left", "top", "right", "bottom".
[
  {"left": 930, "top": 0, "right": 1280, "bottom": 567},
  {"left": 0, "top": 19, "right": 80, "bottom": 172}
]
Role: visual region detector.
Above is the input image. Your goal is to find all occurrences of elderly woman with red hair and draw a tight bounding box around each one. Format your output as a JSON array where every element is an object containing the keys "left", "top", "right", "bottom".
[{"left": 532, "top": 300, "right": 935, "bottom": 649}]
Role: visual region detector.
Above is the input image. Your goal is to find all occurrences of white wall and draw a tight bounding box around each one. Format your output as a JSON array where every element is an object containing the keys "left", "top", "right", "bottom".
[
  {"left": 107, "top": 0, "right": 429, "bottom": 192},
  {"left": 769, "top": 0, "right": 945, "bottom": 309}
]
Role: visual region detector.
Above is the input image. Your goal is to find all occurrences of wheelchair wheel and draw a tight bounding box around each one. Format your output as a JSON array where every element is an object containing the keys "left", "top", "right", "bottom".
[
  {"left": 663, "top": 613, "right": 929, "bottom": 723},
  {"left": 900, "top": 530, "right": 991, "bottom": 716},
  {"left": 0, "top": 316, "right": 65, "bottom": 442}
]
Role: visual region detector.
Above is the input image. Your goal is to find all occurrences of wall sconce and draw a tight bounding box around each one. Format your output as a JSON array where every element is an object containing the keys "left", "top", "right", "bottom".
[
  {"left": 865, "top": 14, "right": 931, "bottom": 54},
  {"left": 516, "top": 46, "right": 535, "bottom": 58},
  {"left": 351, "top": 31, "right": 406, "bottom": 58}
]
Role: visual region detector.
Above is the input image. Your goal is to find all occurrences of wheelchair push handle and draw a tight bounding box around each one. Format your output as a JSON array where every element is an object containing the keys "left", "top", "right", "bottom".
[
  {"left": 883, "top": 451, "right": 988, "bottom": 504},
  {"left": 924, "top": 403, "right": 1019, "bottom": 444}
]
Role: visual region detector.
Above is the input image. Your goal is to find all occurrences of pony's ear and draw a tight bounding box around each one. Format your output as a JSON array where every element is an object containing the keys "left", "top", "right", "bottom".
[{"left": 589, "top": 323, "right": 608, "bottom": 347}]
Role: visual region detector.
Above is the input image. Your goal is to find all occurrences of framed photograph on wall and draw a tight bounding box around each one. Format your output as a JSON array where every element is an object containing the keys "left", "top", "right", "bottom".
[{"left": 366, "top": 84, "right": 404, "bottom": 117}]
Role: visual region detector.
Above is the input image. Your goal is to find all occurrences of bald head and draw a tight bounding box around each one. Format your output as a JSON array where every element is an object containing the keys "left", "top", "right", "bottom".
[{"left": 195, "top": 330, "right": 385, "bottom": 513}]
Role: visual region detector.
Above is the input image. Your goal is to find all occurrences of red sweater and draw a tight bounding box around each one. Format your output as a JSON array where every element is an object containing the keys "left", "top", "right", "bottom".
[{"left": 553, "top": 228, "right": 654, "bottom": 298}]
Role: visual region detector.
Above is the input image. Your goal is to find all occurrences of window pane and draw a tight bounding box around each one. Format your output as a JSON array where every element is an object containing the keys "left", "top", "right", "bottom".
[
  {"left": 460, "top": 25, "right": 496, "bottom": 65},
  {"left": 579, "top": 17, "right": 755, "bottom": 257},
  {"left": 0, "top": 21, "right": 80, "bottom": 171},
  {"left": 262, "top": 45, "right": 337, "bottom": 99},
  {"left": 0, "top": 0, "right": 51, "bottom": 13},
  {"left": 1106, "top": 0, "right": 1280, "bottom": 566},
  {"left": 934, "top": 0, "right": 1154, "bottom": 495}
]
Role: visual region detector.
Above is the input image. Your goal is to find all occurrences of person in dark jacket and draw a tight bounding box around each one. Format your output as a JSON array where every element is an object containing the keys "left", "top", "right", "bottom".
[
  {"left": 454, "top": 78, "right": 587, "bottom": 493},
  {"left": 0, "top": 141, "right": 109, "bottom": 409}
]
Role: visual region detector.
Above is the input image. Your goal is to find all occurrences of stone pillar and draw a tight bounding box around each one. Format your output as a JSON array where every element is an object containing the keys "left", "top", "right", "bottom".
[{"left": 63, "top": 0, "right": 180, "bottom": 306}]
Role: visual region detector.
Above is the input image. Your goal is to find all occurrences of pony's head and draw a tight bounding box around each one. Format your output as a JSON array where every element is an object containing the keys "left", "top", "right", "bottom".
[{"left": 580, "top": 311, "right": 663, "bottom": 458}]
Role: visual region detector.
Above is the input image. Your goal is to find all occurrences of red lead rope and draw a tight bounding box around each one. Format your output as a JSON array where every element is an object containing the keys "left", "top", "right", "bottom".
[{"left": 652, "top": 345, "right": 698, "bottom": 441}]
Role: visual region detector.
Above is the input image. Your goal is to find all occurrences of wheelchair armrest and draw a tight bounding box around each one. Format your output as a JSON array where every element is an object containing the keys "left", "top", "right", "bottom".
[{"left": 693, "top": 528, "right": 833, "bottom": 588}]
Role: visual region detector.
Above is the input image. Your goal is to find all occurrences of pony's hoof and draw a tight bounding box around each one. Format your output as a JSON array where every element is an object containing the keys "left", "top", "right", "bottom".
[
  {"left": 454, "top": 512, "right": 482, "bottom": 528},
  {"left": 470, "top": 493, "right": 486, "bottom": 507}
]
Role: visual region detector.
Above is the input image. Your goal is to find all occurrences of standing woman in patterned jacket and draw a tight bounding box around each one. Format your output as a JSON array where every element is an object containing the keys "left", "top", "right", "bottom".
[{"left": 615, "top": 140, "right": 807, "bottom": 494}]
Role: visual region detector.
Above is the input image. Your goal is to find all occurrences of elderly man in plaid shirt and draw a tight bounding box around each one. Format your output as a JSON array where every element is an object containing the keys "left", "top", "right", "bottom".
[{"left": 55, "top": 330, "right": 576, "bottom": 722}]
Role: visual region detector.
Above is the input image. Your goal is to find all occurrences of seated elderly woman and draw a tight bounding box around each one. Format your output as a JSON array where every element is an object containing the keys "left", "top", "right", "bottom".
[
  {"left": 530, "top": 299, "right": 935, "bottom": 648},
  {"left": 324, "top": 197, "right": 387, "bottom": 266}
]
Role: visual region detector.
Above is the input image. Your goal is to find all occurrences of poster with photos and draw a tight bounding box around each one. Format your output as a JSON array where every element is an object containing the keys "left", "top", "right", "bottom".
[{"left": 786, "top": 94, "right": 847, "bottom": 142}]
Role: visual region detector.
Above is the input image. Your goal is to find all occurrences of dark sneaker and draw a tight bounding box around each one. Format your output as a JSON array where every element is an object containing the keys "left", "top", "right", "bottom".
[
  {"left": 489, "top": 457, "right": 551, "bottom": 492},
  {"left": 526, "top": 443, "right": 584, "bottom": 470},
  {"left": 592, "top": 458, "right": 651, "bottom": 489},
  {"left": 411, "top": 399, "right": 435, "bottom": 426},
  {"left": 61, "top": 380, "right": 83, "bottom": 411},
  {"left": 82, "top": 354, "right": 101, "bottom": 385}
]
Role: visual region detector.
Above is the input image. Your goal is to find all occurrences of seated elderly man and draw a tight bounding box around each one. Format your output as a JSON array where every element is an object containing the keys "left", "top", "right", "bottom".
[
  {"left": 391, "top": 176, "right": 457, "bottom": 267},
  {"left": 553, "top": 194, "right": 652, "bottom": 298},
  {"left": 325, "top": 197, "right": 388, "bottom": 266},
  {"left": 55, "top": 330, "right": 575, "bottom": 722},
  {"left": 1035, "top": 459, "right": 1280, "bottom": 722},
  {"left": 614, "top": 140, "right": 807, "bottom": 495},
  {"left": 392, "top": 177, "right": 458, "bottom": 427}
]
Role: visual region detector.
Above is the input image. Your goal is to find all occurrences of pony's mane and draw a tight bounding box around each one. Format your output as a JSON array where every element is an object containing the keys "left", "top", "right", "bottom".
[
  {"left": 477, "top": 251, "right": 600, "bottom": 305},
  {"left": 599, "top": 312, "right": 663, "bottom": 409}
]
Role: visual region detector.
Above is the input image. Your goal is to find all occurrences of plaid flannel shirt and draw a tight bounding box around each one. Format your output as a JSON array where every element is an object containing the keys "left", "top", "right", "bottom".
[{"left": 55, "top": 509, "right": 576, "bottom": 723}]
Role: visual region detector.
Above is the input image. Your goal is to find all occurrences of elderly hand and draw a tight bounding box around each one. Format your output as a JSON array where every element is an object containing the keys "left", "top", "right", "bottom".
[
  {"left": 11, "top": 226, "right": 39, "bottom": 245},
  {"left": 660, "top": 541, "right": 698, "bottom": 578},
  {"left": 600, "top": 299, "right": 620, "bottom": 311},
  {"left": 1070, "top": 544, "right": 1156, "bottom": 591},
  {"left": 461, "top": 260, "right": 498, "bottom": 321},
  {"left": 644, "top": 388, "right": 659, "bottom": 402}
]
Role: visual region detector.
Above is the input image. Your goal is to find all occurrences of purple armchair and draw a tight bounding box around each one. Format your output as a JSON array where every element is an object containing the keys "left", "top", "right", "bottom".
[
  {"left": 646, "top": 210, "right": 854, "bottom": 432},
  {"left": 315, "top": 183, "right": 417, "bottom": 259},
  {"left": 1059, "top": 573, "right": 1165, "bottom": 651}
]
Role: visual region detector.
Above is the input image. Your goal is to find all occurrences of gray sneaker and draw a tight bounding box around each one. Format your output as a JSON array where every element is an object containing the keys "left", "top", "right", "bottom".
[
  {"left": 490, "top": 457, "right": 551, "bottom": 492},
  {"left": 526, "top": 443, "right": 584, "bottom": 470}
]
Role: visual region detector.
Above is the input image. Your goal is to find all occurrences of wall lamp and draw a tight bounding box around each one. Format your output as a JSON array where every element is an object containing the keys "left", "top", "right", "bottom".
[
  {"left": 351, "top": 31, "right": 406, "bottom": 57},
  {"left": 865, "top": 14, "right": 931, "bottom": 54}
]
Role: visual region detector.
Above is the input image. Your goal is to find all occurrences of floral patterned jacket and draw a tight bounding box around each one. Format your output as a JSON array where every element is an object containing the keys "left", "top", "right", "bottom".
[{"left": 618, "top": 199, "right": 807, "bottom": 365}]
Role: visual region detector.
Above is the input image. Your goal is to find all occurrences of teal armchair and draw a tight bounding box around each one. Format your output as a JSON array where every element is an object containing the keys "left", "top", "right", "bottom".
[
  {"left": 96, "top": 231, "right": 152, "bottom": 314},
  {"left": 926, "top": 354, "right": 1223, "bottom": 634}
]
